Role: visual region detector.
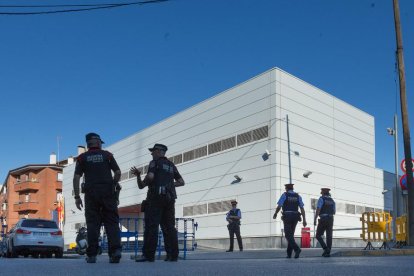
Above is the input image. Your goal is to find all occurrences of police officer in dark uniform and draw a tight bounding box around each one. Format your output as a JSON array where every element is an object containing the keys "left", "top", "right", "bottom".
[
  {"left": 314, "top": 188, "right": 335, "bottom": 257},
  {"left": 130, "top": 143, "right": 185, "bottom": 262},
  {"left": 226, "top": 200, "right": 243, "bottom": 252},
  {"left": 73, "top": 133, "right": 122, "bottom": 264},
  {"left": 273, "top": 183, "right": 307, "bottom": 259}
]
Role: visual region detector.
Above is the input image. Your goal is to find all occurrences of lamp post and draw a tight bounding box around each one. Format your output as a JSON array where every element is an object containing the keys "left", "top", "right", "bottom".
[{"left": 387, "top": 114, "right": 400, "bottom": 218}]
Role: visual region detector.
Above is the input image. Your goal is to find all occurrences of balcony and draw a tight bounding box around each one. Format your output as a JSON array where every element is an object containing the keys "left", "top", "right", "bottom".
[
  {"left": 14, "top": 180, "right": 40, "bottom": 192},
  {"left": 13, "top": 201, "right": 39, "bottom": 212},
  {"left": 55, "top": 182, "right": 62, "bottom": 191}
]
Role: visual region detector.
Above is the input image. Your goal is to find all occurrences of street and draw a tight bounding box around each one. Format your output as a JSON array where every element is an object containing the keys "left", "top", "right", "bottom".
[{"left": 0, "top": 253, "right": 412, "bottom": 276}]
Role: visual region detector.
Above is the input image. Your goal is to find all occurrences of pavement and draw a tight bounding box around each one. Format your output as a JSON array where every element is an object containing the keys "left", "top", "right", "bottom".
[{"left": 126, "top": 246, "right": 414, "bottom": 261}]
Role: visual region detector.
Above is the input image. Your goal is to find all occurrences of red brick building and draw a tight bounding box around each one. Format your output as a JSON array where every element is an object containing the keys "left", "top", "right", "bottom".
[{"left": 0, "top": 162, "right": 63, "bottom": 231}]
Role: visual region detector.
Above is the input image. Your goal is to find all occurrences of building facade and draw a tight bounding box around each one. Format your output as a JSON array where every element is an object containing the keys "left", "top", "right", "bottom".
[
  {"left": 62, "top": 68, "right": 394, "bottom": 249},
  {"left": 0, "top": 159, "right": 64, "bottom": 231}
]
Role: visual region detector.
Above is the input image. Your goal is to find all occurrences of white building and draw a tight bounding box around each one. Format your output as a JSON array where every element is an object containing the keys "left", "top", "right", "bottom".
[{"left": 63, "top": 68, "right": 395, "bottom": 249}]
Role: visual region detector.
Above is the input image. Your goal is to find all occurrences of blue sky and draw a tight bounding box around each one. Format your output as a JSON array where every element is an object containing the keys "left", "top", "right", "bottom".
[{"left": 0, "top": 0, "right": 413, "bottom": 181}]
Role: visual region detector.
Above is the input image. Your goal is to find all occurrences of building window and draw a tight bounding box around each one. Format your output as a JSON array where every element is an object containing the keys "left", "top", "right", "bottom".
[
  {"left": 310, "top": 198, "right": 318, "bottom": 210},
  {"left": 173, "top": 154, "right": 183, "bottom": 164},
  {"left": 57, "top": 173, "right": 63, "bottom": 181},
  {"left": 345, "top": 204, "right": 355, "bottom": 214},
  {"left": 25, "top": 193, "right": 30, "bottom": 203}
]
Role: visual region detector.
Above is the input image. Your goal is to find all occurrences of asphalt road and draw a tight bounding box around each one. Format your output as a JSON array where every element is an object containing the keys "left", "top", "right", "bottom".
[{"left": 0, "top": 253, "right": 412, "bottom": 276}]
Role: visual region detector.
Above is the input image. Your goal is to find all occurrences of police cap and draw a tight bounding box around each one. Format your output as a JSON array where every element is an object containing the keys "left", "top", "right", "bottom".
[
  {"left": 284, "top": 183, "right": 294, "bottom": 189},
  {"left": 148, "top": 143, "right": 168, "bottom": 152},
  {"left": 231, "top": 200, "right": 238, "bottom": 205},
  {"left": 321, "top": 188, "right": 331, "bottom": 193},
  {"left": 85, "top": 132, "right": 104, "bottom": 144}
]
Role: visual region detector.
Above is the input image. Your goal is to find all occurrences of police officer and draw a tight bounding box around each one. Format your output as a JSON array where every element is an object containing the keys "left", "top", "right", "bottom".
[
  {"left": 226, "top": 200, "right": 243, "bottom": 252},
  {"left": 130, "top": 143, "right": 185, "bottom": 262},
  {"left": 273, "top": 183, "right": 307, "bottom": 259},
  {"left": 73, "top": 133, "right": 122, "bottom": 264},
  {"left": 314, "top": 188, "right": 335, "bottom": 257}
]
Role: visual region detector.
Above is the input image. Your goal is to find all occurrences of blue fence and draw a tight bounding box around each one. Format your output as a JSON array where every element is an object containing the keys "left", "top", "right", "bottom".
[{"left": 101, "top": 217, "right": 197, "bottom": 260}]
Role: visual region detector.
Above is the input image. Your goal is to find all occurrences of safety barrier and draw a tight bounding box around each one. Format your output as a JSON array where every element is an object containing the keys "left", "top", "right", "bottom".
[
  {"left": 360, "top": 212, "right": 392, "bottom": 250},
  {"left": 156, "top": 218, "right": 198, "bottom": 260},
  {"left": 395, "top": 215, "right": 407, "bottom": 248},
  {"left": 101, "top": 217, "right": 197, "bottom": 260}
]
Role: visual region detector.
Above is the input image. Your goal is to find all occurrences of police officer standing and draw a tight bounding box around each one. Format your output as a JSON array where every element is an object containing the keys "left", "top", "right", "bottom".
[
  {"left": 130, "top": 143, "right": 185, "bottom": 262},
  {"left": 314, "top": 188, "right": 335, "bottom": 257},
  {"left": 273, "top": 183, "right": 307, "bottom": 258},
  {"left": 73, "top": 133, "right": 122, "bottom": 264},
  {"left": 226, "top": 200, "right": 243, "bottom": 252}
]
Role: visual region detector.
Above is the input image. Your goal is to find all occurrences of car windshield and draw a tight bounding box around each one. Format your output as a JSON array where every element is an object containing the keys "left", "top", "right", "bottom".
[{"left": 21, "top": 220, "right": 58, "bottom": 229}]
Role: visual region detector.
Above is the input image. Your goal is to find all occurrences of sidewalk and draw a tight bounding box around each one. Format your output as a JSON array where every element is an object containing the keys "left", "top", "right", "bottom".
[{"left": 181, "top": 247, "right": 414, "bottom": 260}]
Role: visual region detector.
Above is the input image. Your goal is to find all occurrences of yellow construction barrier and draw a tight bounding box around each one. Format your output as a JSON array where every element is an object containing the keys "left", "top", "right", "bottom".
[
  {"left": 395, "top": 215, "right": 407, "bottom": 247},
  {"left": 360, "top": 212, "right": 392, "bottom": 250}
]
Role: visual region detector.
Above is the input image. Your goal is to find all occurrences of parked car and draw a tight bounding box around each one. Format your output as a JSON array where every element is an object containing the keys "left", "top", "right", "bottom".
[{"left": 6, "top": 218, "right": 63, "bottom": 258}]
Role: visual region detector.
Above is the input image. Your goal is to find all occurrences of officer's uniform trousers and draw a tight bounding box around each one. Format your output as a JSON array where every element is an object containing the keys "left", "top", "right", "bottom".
[
  {"left": 84, "top": 184, "right": 121, "bottom": 257},
  {"left": 316, "top": 216, "right": 334, "bottom": 250},
  {"left": 228, "top": 223, "right": 243, "bottom": 250},
  {"left": 283, "top": 214, "right": 300, "bottom": 255},
  {"left": 143, "top": 195, "right": 178, "bottom": 260}
]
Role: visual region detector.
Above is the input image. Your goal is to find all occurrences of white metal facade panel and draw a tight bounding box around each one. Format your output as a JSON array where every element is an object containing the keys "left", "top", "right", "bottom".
[{"left": 62, "top": 68, "right": 393, "bottom": 246}]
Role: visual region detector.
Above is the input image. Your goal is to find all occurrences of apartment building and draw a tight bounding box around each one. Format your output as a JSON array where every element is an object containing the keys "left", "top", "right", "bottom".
[{"left": 0, "top": 154, "right": 64, "bottom": 231}]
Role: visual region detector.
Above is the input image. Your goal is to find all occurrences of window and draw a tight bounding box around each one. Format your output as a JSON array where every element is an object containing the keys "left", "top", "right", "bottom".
[
  {"left": 336, "top": 202, "right": 346, "bottom": 213},
  {"left": 21, "top": 219, "right": 58, "bottom": 229},
  {"left": 192, "top": 204, "right": 207, "bottom": 216},
  {"left": 120, "top": 171, "right": 129, "bottom": 181},
  {"left": 57, "top": 173, "right": 63, "bottom": 181},
  {"left": 25, "top": 193, "right": 30, "bottom": 203},
  {"left": 365, "top": 207, "right": 374, "bottom": 213}
]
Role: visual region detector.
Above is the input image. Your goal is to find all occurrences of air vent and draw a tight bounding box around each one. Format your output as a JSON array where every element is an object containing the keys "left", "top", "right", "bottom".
[
  {"left": 173, "top": 154, "right": 183, "bottom": 164},
  {"left": 183, "top": 150, "right": 195, "bottom": 162},
  {"left": 194, "top": 146, "right": 207, "bottom": 159},
  {"left": 222, "top": 137, "right": 236, "bottom": 150},
  {"left": 252, "top": 126, "right": 268, "bottom": 141},
  {"left": 237, "top": 131, "right": 252, "bottom": 146},
  {"left": 208, "top": 141, "right": 222, "bottom": 155}
]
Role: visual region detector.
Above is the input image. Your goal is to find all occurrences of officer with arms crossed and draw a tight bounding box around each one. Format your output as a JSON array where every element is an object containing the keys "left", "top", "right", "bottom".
[
  {"left": 273, "top": 183, "right": 307, "bottom": 259},
  {"left": 314, "top": 188, "right": 335, "bottom": 257},
  {"left": 130, "top": 143, "right": 185, "bottom": 262},
  {"left": 226, "top": 200, "right": 243, "bottom": 252},
  {"left": 73, "top": 133, "right": 122, "bottom": 264}
]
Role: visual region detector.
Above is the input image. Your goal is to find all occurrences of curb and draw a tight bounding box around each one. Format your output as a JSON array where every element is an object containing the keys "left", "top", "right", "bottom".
[{"left": 332, "top": 249, "right": 414, "bottom": 257}]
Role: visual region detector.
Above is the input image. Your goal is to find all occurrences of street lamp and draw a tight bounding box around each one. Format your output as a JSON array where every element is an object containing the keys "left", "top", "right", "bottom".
[{"left": 387, "top": 114, "right": 400, "bottom": 218}]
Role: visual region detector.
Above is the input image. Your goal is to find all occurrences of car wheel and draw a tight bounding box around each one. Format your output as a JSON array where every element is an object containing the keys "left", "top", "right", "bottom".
[{"left": 10, "top": 242, "right": 18, "bottom": 258}]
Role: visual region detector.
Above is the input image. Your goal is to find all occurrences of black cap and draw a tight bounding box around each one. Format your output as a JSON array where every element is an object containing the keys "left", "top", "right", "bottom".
[
  {"left": 231, "top": 200, "right": 238, "bottom": 205},
  {"left": 148, "top": 143, "right": 168, "bottom": 152},
  {"left": 284, "top": 183, "right": 294, "bottom": 189},
  {"left": 321, "top": 188, "right": 331, "bottom": 193},
  {"left": 85, "top": 132, "right": 105, "bottom": 144}
]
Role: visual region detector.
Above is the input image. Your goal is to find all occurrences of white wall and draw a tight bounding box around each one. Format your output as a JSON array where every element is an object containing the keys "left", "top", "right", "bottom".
[{"left": 63, "top": 68, "right": 393, "bottom": 245}]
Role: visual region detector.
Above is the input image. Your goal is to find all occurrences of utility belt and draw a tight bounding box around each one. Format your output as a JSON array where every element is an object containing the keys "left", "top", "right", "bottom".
[
  {"left": 281, "top": 211, "right": 301, "bottom": 222},
  {"left": 319, "top": 214, "right": 334, "bottom": 220},
  {"left": 227, "top": 222, "right": 241, "bottom": 230},
  {"left": 81, "top": 181, "right": 119, "bottom": 195}
]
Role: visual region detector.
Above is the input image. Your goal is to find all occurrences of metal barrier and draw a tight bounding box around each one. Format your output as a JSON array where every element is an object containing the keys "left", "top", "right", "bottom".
[
  {"left": 395, "top": 215, "right": 407, "bottom": 248},
  {"left": 360, "top": 212, "right": 392, "bottom": 250},
  {"left": 101, "top": 217, "right": 197, "bottom": 260},
  {"left": 156, "top": 218, "right": 198, "bottom": 260}
]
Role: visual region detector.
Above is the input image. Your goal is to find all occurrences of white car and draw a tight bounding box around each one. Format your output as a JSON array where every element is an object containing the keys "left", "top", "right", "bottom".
[{"left": 6, "top": 218, "right": 64, "bottom": 258}]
